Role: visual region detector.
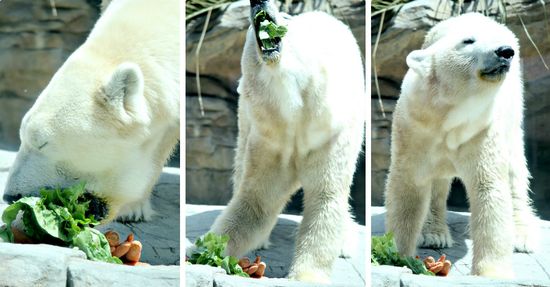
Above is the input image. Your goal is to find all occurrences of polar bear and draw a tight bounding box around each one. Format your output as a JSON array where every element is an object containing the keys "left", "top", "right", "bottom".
[
  {"left": 208, "top": 0, "right": 364, "bottom": 283},
  {"left": 2, "top": 0, "right": 180, "bottom": 222},
  {"left": 385, "top": 13, "right": 540, "bottom": 278}
]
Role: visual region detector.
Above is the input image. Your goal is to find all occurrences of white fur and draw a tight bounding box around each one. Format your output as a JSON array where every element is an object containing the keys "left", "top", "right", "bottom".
[
  {"left": 385, "top": 13, "right": 540, "bottom": 279},
  {"left": 210, "top": 9, "right": 364, "bottom": 283},
  {"left": 4, "top": 0, "right": 180, "bottom": 222}
]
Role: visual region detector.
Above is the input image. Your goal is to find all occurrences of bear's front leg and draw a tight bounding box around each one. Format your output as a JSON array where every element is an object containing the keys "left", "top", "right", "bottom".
[
  {"left": 210, "top": 139, "right": 298, "bottom": 257},
  {"left": 460, "top": 152, "right": 515, "bottom": 278},
  {"left": 385, "top": 163, "right": 431, "bottom": 257},
  {"left": 289, "top": 134, "right": 361, "bottom": 283}
]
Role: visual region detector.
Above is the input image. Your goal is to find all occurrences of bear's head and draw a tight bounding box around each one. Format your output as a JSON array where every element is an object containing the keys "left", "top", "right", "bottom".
[
  {"left": 406, "top": 13, "right": 520, "bottom": 97},
  {"left": 3, "top": 50, "right": 157, "bottom": 221},
  {"left": 245, "top": 0, "right": 289, "bottom": 65}
]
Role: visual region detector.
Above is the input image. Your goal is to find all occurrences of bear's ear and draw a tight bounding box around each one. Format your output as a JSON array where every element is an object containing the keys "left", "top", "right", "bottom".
[
  {"left": 406, "top": 49, "right": 432, "bottom": 76},
  {"left": 103, "top": 62, "right": 149, "bottom": 124}
]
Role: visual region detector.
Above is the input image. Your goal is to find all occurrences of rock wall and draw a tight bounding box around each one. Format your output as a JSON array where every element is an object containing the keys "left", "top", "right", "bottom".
[
  {"left": 371, "top": 0, "right": 550, "bottom": 219},
  {"left": 0, "top": 0, "right": 101, "bottom": 150},
  {"left": 186, "top": 0, "right": 366, "bottom": 223}
]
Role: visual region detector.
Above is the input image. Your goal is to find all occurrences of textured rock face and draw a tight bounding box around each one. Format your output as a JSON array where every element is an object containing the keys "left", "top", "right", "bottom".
[
  {"left": 371, "top": 0, "right": 550, "bottom": 216},
  {"left": 186, "top": 0, "right": 366, "bottom": 222},
  {"left": 0, "top": 0, "right": 101, "bottom": 150},
  {"left": 0, "top": 243, "right": 180, "bottom": 287}
]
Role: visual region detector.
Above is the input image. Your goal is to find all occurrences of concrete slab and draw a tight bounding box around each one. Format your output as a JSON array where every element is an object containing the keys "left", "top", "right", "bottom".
[
  {"left": 371, "top": 206, "right": 550, "bottom": 286},
  {"left": 186, "top": 204, "right": 366, "bottom": 286}
]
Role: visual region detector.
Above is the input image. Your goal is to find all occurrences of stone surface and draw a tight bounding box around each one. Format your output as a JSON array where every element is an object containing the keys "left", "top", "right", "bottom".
[
  {"left": 371, "top": 265, "right": 411, "bottom": 287},
  {"left": 67, "top": 259, "right": 179, "bottom": 287},
  {"left": 0, "top": 0, "right": 102, "bottom": 150},
  {"left": 371, "top": 206, "right": 550, "bottom": 286},
  {"left": 186, "top": 204, "right": 366, "bottom": 286},
  {"left": 186, "top": 264, "right": 227, "bottom": 287},
  {"left": 0, "top": 149, "right": 180, "bottom": 284},
  {"left": 185, "top": 0, "right": 366, "bottom": 223},
  {"left": 371, "top": 0, "right": 550, "bottom": 217},
  {"left": 0, "top": 243, "right": 179, "bottom": 287},
  {"left": 0, "top": 243, "right": 84, "bottom": 287}
]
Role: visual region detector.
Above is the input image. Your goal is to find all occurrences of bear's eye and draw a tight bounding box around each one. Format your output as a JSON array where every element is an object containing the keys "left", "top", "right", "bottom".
[{"left": 463, "top": 38, "right": 475, "bottom": 45}]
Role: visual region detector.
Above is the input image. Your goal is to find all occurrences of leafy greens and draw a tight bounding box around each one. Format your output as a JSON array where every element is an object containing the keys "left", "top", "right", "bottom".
[
  {"left": 371, "top": 233, "right": 433, "bottom": 276},
  {"left": 188, "top": 232, "right": 249, "bottom": 277},
  {"left": 0, "top": 183, "right": 121, "bottom": 264},
  {"left": 255, "top": 10, "right": 287, "bottom": 50}
]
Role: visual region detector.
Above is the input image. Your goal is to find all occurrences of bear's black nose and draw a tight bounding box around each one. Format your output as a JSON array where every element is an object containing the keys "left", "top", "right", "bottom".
[
  {"left": 495, "top": 46, "right": 514, "bottom": 60},
  {"left": 3, "top": 193, "right": 22, "bottom": 203}
]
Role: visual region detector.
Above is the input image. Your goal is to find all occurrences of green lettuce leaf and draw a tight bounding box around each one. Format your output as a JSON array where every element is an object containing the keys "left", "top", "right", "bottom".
[
  {"left": 371, "top": 233, "right": 434, "bottom": 276},
  {"left": 189, "top": 232, "right": 249, "bottom": 277},
  {"left": 71, "top": 227, "right": 122, "bottom": 264},
  {"left": 0, "top": 183, "right": 120, "bottom": 264}
]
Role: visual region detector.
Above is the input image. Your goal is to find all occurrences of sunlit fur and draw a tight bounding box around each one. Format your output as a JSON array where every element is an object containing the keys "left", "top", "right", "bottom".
[
  {"left": 4, "top": 0, "right": 179, "bottom": 222},
  {"left": 209, "top": 10, "right": 364, "bottom": 283},
  {"left": 386, "top": 13, "right": 539, "bottom": 279}
]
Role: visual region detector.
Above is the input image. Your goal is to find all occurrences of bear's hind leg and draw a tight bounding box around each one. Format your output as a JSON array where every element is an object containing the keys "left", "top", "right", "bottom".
[
  {"left": 460, "top": 152, "right": 515, "bottom": 279},
  {"left": 509, "top": 140, "right": 540, "bottom": 253},
  {"left": 419, "top": 178, "right": 454, "bottom": 249}
]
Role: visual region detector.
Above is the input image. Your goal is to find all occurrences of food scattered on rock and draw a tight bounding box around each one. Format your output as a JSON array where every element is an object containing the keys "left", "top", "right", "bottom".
[
  {"left": 238, "top": 255, "right": 267, "bottom": 278},
  {"left": 420, "top": 254, "right": 452, "bottom": 276},
  {"left": 104, "top": 230, "right": 148, "bottom": 266}
]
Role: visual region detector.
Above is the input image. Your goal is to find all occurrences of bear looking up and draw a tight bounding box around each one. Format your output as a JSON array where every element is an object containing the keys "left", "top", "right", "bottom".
[
  {"left": 208, "top": 0, "right": 364, "bottom": 283},
  {"left": 385, "top": 13, "right": 540, "bottom": 279}
]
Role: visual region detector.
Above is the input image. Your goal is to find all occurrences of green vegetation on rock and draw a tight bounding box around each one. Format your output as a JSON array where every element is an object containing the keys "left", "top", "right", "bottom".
[
  {"left": 371, "top": 232, "right": 434, "bottom": 276},
  {"left": 0, "top": 183, "right": 121, "bottom": 264},
  {"left": 188, "top": 232, "right": 249, "bottom": 277}
]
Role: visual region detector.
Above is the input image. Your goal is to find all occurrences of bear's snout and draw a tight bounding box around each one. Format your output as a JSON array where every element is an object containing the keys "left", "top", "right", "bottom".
[{"left": 495, "top": 46, "right": 514, "bottom": 61}]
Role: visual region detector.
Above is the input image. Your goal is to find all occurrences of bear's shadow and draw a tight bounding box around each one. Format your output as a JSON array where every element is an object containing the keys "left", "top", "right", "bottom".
[{"left": 186, "top": 210, "right": 298, "bottom": 278}]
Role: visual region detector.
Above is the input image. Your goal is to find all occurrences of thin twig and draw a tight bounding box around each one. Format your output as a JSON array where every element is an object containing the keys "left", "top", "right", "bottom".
[
  {"left": 510, "top": 4, "right": 549, "bottom": 70},
  {"left": 372, "top": 11, "right": 386, "bottom": 118},
  {"left": 49, "top": 0, "right": 57, "bottom": 17},
  {"left": 195, "top": 9, "right": 213, "bottom": 117}
]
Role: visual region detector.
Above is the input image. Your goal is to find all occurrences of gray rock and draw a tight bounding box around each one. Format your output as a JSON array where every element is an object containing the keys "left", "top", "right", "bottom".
[
  {"left": 67, "top": 259, "right": 179, "bottom": 287},
  {"left": 186, "top": 264, "right": 226, "bottom": 287},
  {"left": 371, "top": 265, "right": 411, "bottom": 287},
  {"left": 371, "top": 0, "right": 550, "bottom": 214},
  {"left": 0, "top": 243, "right": 85, "bottom": 287},
  {"left": 212, "top": 273, "right": 330, "bottom": 287},
  {"left": 0, "top": 0, "right": 100, "bottom": 150},
  {"left": 96, "top": 167, "right": 181, "bottom": 266}
]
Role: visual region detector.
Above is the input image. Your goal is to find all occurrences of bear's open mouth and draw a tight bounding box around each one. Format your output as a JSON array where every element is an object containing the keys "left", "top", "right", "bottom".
[{"left": 253, "top": 11, "right": 282, "bottom": 55}]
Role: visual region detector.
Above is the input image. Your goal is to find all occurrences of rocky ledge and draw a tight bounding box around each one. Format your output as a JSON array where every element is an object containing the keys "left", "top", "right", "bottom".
[
  {"left": 185, "top": 204, "right": 366, "bottom": 287},
  {"left": 371, "top": 206, "right": 550, "bottom": 287}
]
